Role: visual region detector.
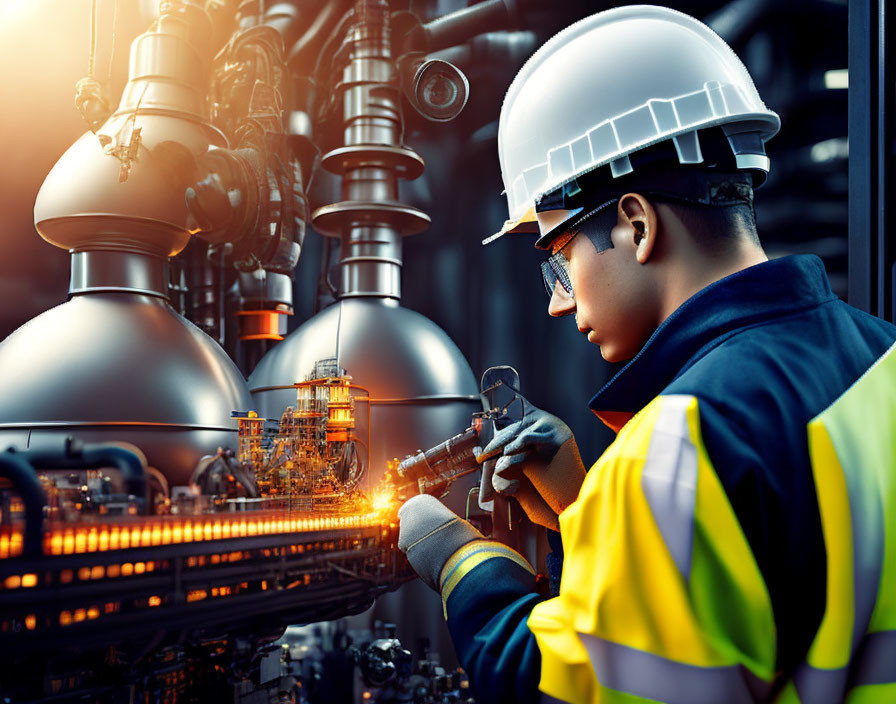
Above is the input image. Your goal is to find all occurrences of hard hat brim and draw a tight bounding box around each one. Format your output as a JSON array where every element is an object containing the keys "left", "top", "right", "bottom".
[{"left": 481, "top": 205, "right": 539, "bottom": 246}]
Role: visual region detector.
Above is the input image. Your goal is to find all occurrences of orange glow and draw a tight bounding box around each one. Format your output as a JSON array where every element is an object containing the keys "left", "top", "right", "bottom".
[
  {"left": 187, "top": 589, "right": 207, "bottom": 603},
  {"left": 21, "top": 573, "right": 37, "bottom": 588},
  {"left": 49, "top": 533, "right": 63, "bottom": 555},
  {"left": 2, "top": 511, "right": 384, "bottom": 563},
  {"left": 59, "top": 611, "right": 72, "bottom": 626},
  {"left": 148, "top": 596, "right": 161, "bottom": 607},
  {"left": 87, "top": 606, "right": 100, "bottom": 620},
  {"left": 25, "top": 614, "right": 36, "bottom": 630},
  {"left": 3, "top": 575, "right": 21, "bottom": 589}
]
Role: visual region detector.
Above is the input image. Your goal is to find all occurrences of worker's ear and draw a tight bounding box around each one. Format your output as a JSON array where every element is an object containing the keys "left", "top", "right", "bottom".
[{"left": 618, "top": 193, "right": 657, "bottom": 264}]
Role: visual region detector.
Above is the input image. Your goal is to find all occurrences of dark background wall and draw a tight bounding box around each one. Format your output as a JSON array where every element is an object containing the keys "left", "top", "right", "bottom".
[{"left": 0, "top": 0, "right": 849, "bottom": 466}]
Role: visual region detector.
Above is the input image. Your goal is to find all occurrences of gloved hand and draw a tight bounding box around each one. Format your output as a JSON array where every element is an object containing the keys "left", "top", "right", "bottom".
[
  {"left": 478, "top": 396, "right": 586, "bottom": 531},
  {"left": 397, "top": 494, "right": 485, "bottom": 591}
]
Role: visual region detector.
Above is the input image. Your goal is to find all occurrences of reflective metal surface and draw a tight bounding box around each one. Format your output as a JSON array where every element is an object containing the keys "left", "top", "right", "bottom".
[
  {"left": 0, "top": 291, "right": 251, "bottom": 485},
  {"left": 249, "top": 296, "right": 479, "bottom": 669},
  {"left": 249, "top": 298, "right": 479, "bottom": 483},
  {"left": 70, "top": 250, "right": 169, "bottom": 297},
  {"left": 311, "top": 0, "right": 430, "bottom": 300},
  {"left": 33, "top": 2, "right": 224, "bottom": 259}
]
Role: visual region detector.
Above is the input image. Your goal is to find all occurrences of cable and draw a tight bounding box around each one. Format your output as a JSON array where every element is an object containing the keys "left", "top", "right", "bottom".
[
  {"left": 88, "top": 0, "right": 98, "bottom": 78},
  {"left": 106, "top": 0, "right": 118, "bottom": 86}
]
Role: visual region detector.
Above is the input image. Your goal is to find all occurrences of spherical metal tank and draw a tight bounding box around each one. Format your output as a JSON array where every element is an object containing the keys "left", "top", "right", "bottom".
[
  {"left": 249, "top": 296, "right": 480, "bottom": 664},
  {"left": 249, "top": 297, "right": 481, "bottom": 483},
  {"left": 0, "top": 291, "right": 252, "bottom": 485}
]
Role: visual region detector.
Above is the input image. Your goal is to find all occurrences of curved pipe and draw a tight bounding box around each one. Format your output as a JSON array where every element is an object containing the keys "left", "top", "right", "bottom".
[
  {"left": 0, "top": 451, "right": 48, "bottom": 558},
  {"left": 423, "top": 0, "right": 515, "bottom": 53},
  {"left": 23, "top": 439, "right": 147, "bottom": 504}
]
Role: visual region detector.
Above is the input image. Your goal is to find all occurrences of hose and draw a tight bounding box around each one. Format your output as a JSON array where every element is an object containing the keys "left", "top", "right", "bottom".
[{"left": 0, "top": 451, "right": 48, "bottom": 558}]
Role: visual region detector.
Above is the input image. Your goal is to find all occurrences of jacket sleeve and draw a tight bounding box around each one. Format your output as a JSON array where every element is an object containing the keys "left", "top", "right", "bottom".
[
  {"left": 526, "top": 394, "right": 778, "bottom": 703},
  {"left": 440, "top": 539, "right": 546, "bottom": 704}
]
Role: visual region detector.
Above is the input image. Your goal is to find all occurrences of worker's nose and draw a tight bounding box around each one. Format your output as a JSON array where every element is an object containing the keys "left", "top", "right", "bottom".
[{"left": 547, "top": 281, "right": 576, "bottom": 317}]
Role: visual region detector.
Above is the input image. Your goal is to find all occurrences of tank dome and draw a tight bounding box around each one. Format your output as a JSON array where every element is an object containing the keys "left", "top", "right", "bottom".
[
  {"left": 0, "top": 292, "right": 251, "bottom": 485},
  {"left": 249, "top": 297, "right": 480, "bottom": 482}
]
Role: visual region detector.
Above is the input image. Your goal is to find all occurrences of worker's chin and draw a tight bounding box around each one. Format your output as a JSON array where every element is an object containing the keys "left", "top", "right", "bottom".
[{"left": 596, "top": 340, "right": 630, "bottom": 364}]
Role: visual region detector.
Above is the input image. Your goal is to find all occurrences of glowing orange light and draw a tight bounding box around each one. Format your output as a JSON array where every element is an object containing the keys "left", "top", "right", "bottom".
[
  {"left": 25, "top": 614, "right": 36, "bottom": 630},
  {"left": 148, "top": 596, "right": 161, "bottom": 607},
  {"left": 87, "top": 607, "right": 100, "bottom": 620},
  {"left": 3, "top": 575, "right": 21, "bottom": 589}
]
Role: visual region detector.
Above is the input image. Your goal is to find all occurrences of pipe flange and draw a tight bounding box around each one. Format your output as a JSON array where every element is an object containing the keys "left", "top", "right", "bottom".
[
  {"left": 312, "top": 201, "right": 431, "bottom": 236},
  {"left": 321, "top": 145, "right": 425, "bottom": 180}
]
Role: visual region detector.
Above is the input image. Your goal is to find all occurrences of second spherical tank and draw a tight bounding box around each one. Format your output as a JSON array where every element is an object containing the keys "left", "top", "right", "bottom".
[
  {"left": 249, "top": 297, "right": 481, "bottom": 483},
  {"left": 248, "top": 296, "right": 481, "bottom": 665}
]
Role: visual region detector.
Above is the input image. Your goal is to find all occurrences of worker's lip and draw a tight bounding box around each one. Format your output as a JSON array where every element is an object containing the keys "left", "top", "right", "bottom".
[{"left": 578, "top": 325, "right": 593, "bottom": 337}]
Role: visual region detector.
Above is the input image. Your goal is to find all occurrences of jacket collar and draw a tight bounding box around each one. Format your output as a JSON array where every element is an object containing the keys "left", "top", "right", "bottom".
[{"left": 589, "top": 255, "right": 837, "bottom": 432}]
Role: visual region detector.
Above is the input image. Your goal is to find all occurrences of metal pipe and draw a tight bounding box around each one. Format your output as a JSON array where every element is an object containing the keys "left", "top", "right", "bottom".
[
  {"left": 423, "top": 0, "right": 514, "bottom": 53},
  {"left": 0, "top": 451, "right": 48, "bottom": 558},
  {"left": 22, "top": 438, "right": 147, "bottom": 505},
  {"left": 69, "top": 250, "right": 169, "bottom": 298},
  {"left": 311, "top": 0, "right": 430, "bottom": 300}
]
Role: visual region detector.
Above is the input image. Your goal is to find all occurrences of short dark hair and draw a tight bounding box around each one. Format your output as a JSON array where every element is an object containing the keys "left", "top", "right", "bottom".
[
  {"left": 657, "top": 197, "right": 760, "bottom": 248},
  {"left": 623, "top": 167, "right": 761, "bottom": 249}
]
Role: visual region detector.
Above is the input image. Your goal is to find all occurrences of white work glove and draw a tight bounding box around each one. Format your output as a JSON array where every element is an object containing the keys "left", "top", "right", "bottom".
[
  {"left": 479, "top": 396, "right": 586, "bottom": 531},
  {"left": 397, "top": 494, "right": 484, "bottom": 591}
]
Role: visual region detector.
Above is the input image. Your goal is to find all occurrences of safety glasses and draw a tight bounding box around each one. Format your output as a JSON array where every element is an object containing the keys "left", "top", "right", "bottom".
[
  {"left": 539, "top": 198, "right": 619, "bottom": 299},
  {"left": 541, "top": 251, "right": 575, "bottom": 298}
]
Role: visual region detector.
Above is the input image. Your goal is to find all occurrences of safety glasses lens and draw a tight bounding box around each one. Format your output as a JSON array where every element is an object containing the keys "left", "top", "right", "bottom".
[{"left": 541, "top": 254, "right": 573, "bottom": 298}]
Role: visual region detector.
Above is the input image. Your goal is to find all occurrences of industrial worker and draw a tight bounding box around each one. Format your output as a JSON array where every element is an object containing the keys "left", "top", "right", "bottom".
[{"left": 397, "top": 6, "right": 896, "bottom": 704}]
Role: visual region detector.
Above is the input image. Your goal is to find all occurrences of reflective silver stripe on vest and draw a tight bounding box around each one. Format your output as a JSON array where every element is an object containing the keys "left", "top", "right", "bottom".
[
  {"left": 829, "top": 424, "right": 886, "bottom": 655},
  {"left": 641, "top": 395, "right": 698, "bottom": 581},
  {"left": 851, "top": 630, "right": 896, "bottom": 686},
  {"left": 793, "top": 662, "right": 849, "bottom": 704},
  {"left": 792, "top": 631, "right": 896, "bottom": 703},
  {"left": 579, "top": 633, "right": 771, "bottom": 704},
  {"left": 793, "top": 406, "right": 889, "bottom": 702}
]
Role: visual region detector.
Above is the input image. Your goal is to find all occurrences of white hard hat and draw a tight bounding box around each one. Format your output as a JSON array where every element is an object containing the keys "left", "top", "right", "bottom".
[{"left": 486, "top": 5, "right": 780, "bottom": 245}]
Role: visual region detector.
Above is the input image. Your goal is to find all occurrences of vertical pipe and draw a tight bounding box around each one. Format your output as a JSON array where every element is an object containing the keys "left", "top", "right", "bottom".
[{"left": 849, "top": 0, "right": 891, "bottom": 322}]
